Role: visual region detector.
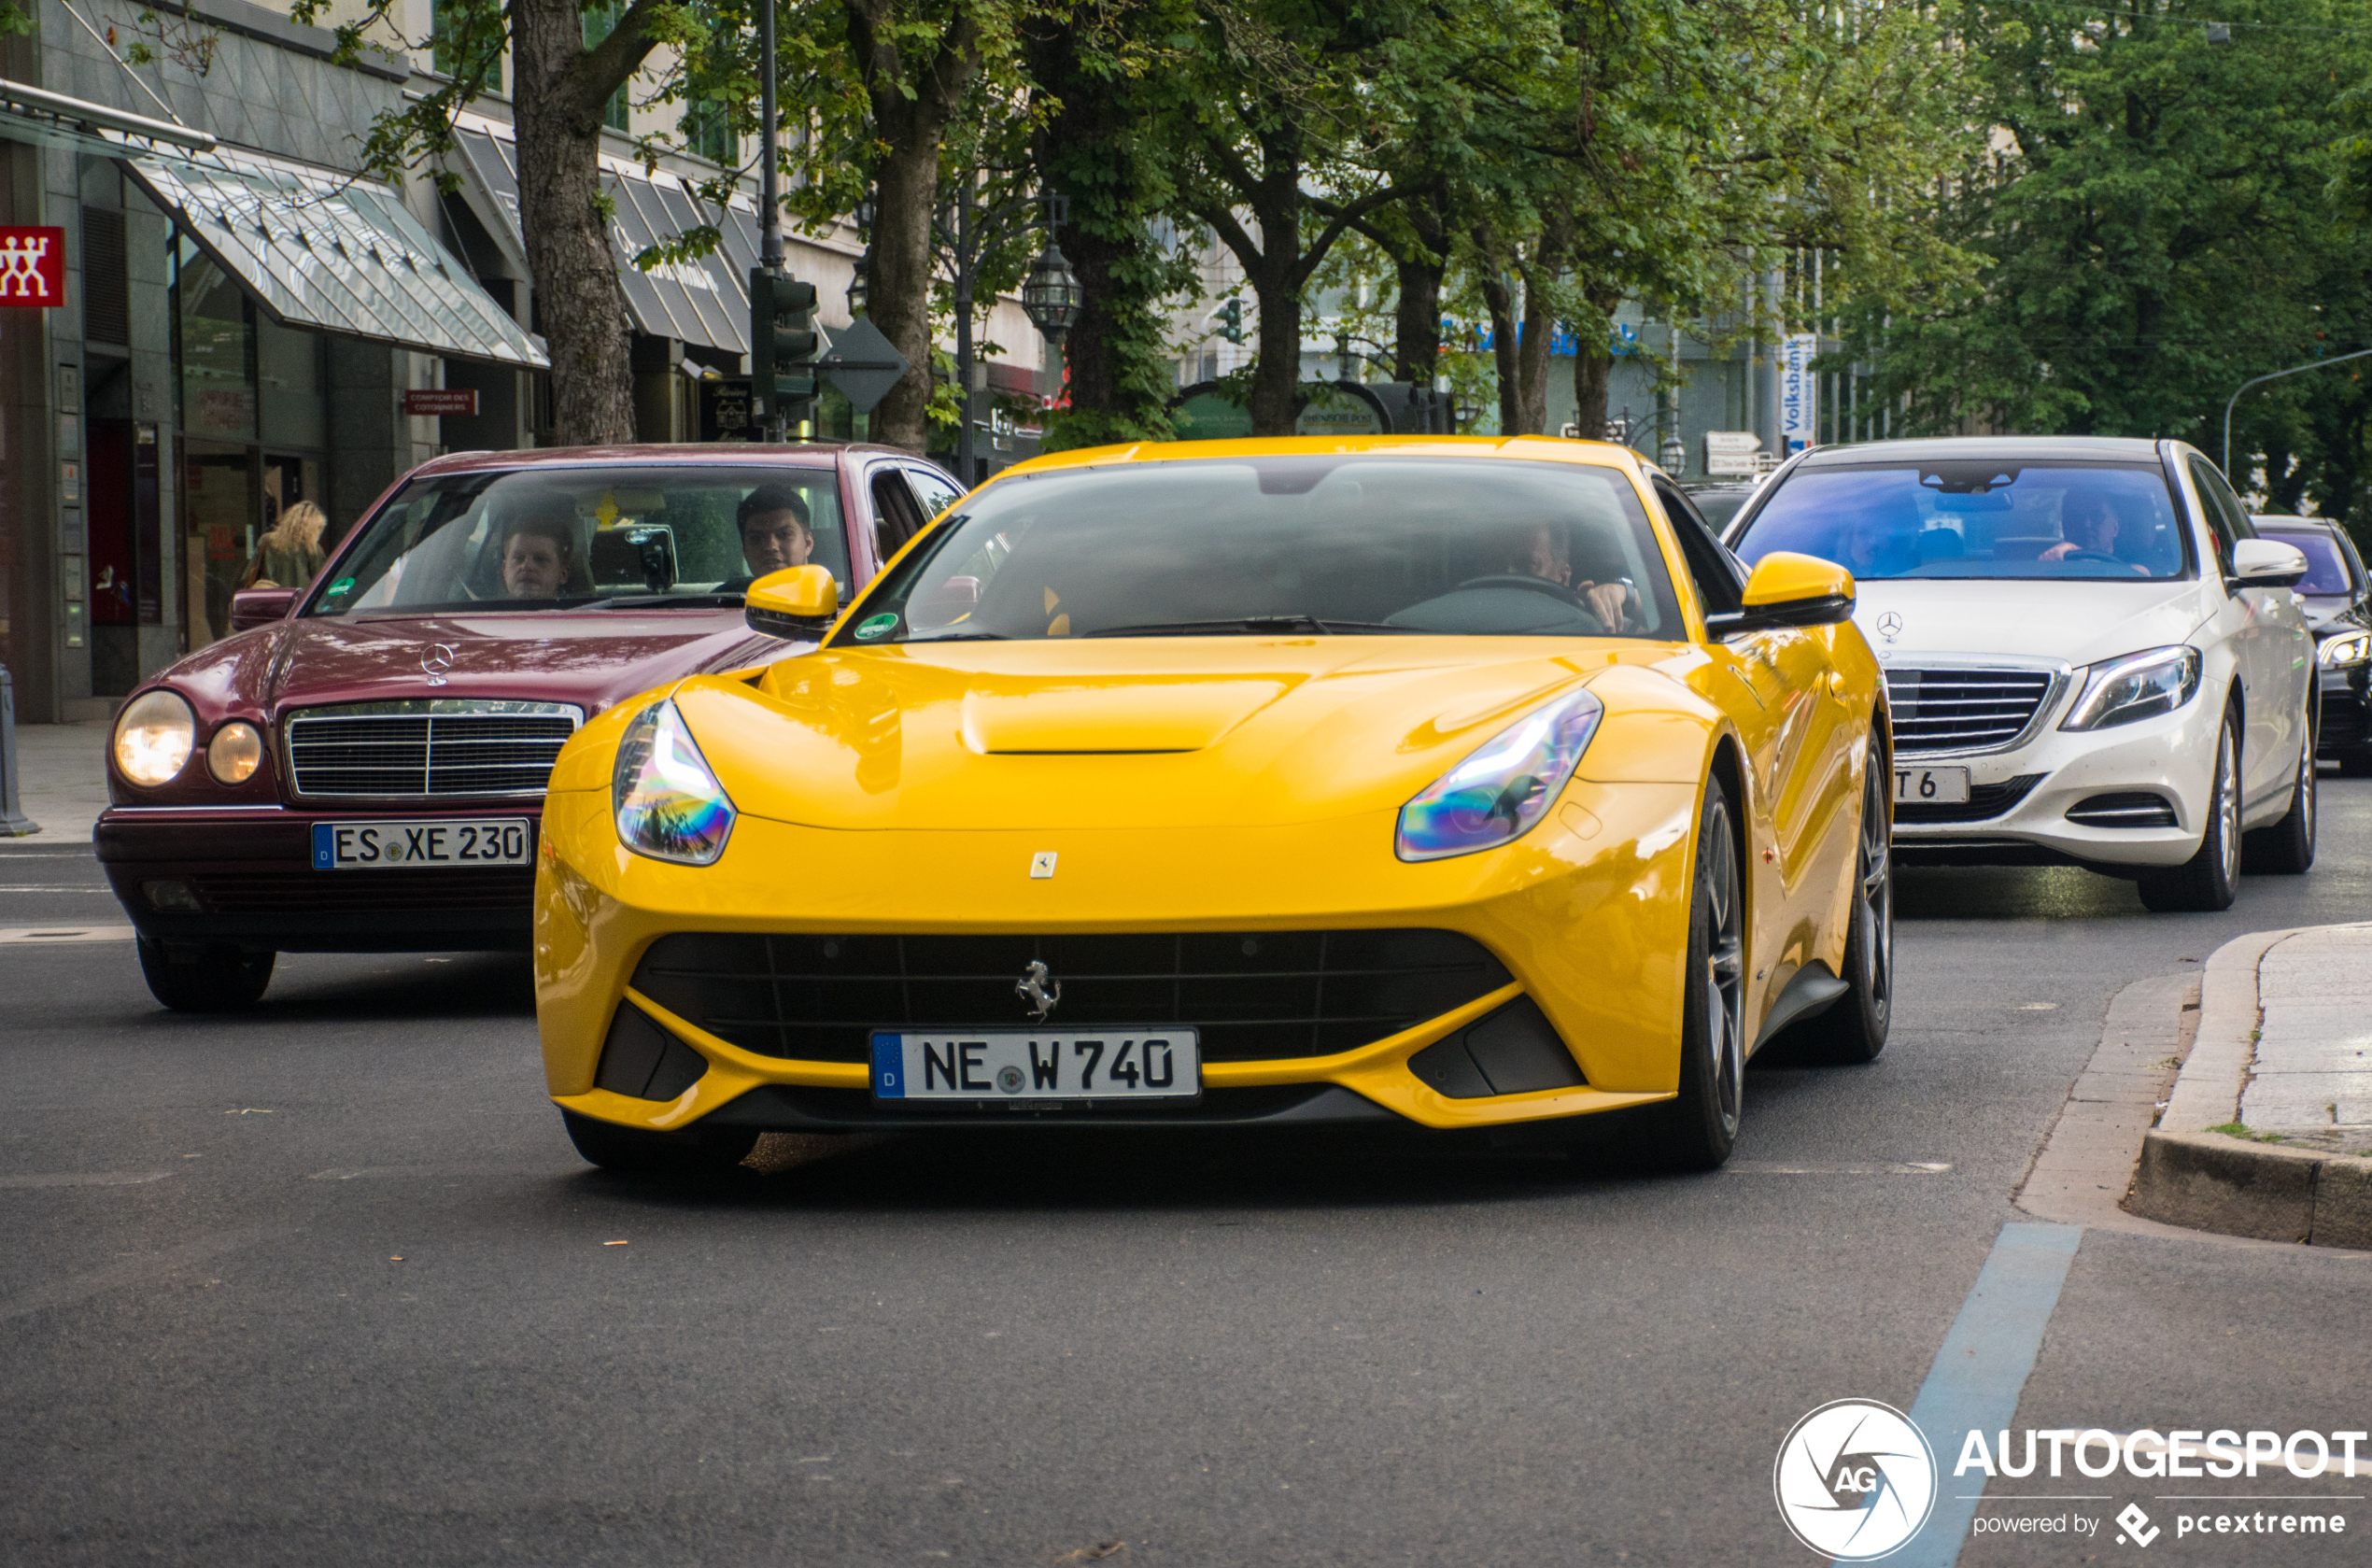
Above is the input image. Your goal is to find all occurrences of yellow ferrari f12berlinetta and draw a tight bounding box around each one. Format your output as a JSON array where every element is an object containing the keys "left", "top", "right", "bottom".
[{"left": 532, "top": 436, "right": 1893, "bottom": 1172}]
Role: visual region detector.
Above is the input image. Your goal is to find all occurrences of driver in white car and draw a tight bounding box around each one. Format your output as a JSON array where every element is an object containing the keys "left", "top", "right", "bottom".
[{"left": 2040, "top": 490, "right": 2149, "bottom": 574}]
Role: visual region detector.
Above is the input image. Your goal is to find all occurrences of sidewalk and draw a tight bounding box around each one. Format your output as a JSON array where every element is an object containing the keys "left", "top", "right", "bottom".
[
  {"left": 4, "top": 722, "right": 113, "bottom": 844},
  {"left": 2131, "top": 924, "right": 2372, "bottom": 1247}
]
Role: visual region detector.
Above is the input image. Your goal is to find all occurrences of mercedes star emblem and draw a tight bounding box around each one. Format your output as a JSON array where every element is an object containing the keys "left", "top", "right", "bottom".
[
  {"left": 1014, "top": 959, "right": 1062, "bottom": 1022},
  {"left": 1875, "top": 612, "right": 1902, "bottom": 642},
  {"left": 420, "top": 643, "right": 457, "bottom": 686}
]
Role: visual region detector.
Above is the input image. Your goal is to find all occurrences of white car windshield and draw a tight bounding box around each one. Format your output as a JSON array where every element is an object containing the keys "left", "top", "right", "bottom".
[
  {"left": 305, "top": 465, "right": 849, "bottom": 617},
  {"left": 1734, "top": 459, "right": 2191, "bottom": 580},
  {"left": 844, "top": 456, "right": 1685, "bottom": 643}
]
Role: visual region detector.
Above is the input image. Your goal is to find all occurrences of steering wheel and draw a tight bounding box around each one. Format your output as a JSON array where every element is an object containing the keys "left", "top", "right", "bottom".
[
  {"left": 2060, "top": 549, "right": 2123, "bottom": 565},
  {"left": 1452, "top": 573, "right": 1586, "bottom": 606}
]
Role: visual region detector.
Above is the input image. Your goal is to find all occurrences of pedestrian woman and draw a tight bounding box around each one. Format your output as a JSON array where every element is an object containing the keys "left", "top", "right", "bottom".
[{"left": 244, "top": 500, "right": 330, "bottom": 590}]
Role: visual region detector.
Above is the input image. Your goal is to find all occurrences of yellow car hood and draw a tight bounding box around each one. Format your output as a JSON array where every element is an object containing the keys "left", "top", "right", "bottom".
[{"left": 649, "top": 637, "right": 1698, "bottom": 832}]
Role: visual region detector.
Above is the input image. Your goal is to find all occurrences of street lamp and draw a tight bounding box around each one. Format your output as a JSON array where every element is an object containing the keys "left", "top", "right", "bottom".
[{"left": 1021, "top": 236, "right": 1082, "bottom": 346}]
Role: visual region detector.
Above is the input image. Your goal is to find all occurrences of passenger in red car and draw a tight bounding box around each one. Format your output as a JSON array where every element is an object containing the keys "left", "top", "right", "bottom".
[{"left": 501, "top": 506, "right": 586, "bottom": 599}]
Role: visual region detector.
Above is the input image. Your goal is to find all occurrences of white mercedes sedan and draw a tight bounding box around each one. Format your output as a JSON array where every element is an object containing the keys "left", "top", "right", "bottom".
[{"left": 1724, "top": 436, "right": 2315, "bottom": 911}]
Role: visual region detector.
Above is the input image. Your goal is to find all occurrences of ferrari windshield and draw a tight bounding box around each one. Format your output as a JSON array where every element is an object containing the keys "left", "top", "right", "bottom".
[
  {"left": 842, "top": 456, "right": 1684, "bottom": 643},
  {"left": 305, "top": 465, "right": 850, "bottom": 617},
  {"left": 1732, "top": 460, "right": 2192, "bottom": 580}
]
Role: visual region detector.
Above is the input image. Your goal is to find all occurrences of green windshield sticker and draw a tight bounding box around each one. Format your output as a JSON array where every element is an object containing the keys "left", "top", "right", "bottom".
[
  {"left": 326, "top": 577, "right": 355, "bottom": 596},
  {"left": 854, "top": 613, "right": 899, "bottom": 641}
]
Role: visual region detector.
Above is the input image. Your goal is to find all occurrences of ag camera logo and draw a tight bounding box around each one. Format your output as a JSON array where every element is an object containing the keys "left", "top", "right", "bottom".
[{"left": 1774, "top": 1399, "right": 1938, "bottom": 1561}]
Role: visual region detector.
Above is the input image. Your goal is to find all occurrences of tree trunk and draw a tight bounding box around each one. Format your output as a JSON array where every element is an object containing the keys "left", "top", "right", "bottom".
[
  {"left": 1509, "top": 269, "right": 1555, "bottom": 435},
  {"left": 511, "top": 0, "right": 642, "bottom": 445},
  {"left": 1478, "top": 269, "right": 1520, "bottom": 434},
  {"left": 1389, "top": 187, "right": 1449, "bottom": 388},
  {"left": 1247, "top": 249, "right": 1303, "bottom": 435},
  {"left": 847, "top": 0, "right": 981, "bottom": 455},
  {"left": 1569, "top": 283, "right": 1624, "bottom": 444}
]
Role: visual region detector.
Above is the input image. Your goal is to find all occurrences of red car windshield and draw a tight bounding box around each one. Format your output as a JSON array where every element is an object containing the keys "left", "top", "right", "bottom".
[{"left": 306, "top": 465, "right": 848, "bottom": 616}]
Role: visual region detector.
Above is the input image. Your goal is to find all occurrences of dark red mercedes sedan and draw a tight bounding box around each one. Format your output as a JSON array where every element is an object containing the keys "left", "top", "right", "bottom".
[{"left": 98, "top": 443, "right": 965, "bottom": 1010}]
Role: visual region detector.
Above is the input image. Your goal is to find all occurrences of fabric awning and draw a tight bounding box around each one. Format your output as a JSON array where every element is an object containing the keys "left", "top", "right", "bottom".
[
  {"left": 124, "top": 145, "right": 546, "bottom": 369},
  {"left": 448, "top": 128, "right": 753, "bottom": 358}
]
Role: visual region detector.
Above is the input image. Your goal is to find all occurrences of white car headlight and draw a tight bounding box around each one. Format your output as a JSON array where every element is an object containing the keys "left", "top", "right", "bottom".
[
  {"left": 1397, "top": 687, "right": 1604, "bottom": 861},
  {"left": 2061, "top": 645, "right": 2202, "bottom": 732},
  {"left": 612, "top": 699, "right": 737, "bottom": 865},
  {"left": 2320, "top": 630, "right": 2370, "bottom": 668},
  {"left": 112, "top": 689, "right": 196, "bottom": 785}
]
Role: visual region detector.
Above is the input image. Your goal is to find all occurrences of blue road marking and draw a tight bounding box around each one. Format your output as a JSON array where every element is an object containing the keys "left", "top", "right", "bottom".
[{"left": 1851, "top": 1222, "right": 2083, "bottom": 1568}]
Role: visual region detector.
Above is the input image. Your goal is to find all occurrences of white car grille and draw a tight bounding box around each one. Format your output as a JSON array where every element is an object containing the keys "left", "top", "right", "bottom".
[{"left": 1885, "top": 668, "right": 2056, "bottom": 755}]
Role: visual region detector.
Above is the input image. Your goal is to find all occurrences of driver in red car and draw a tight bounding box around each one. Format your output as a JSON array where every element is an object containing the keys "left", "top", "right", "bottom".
[{"left": 500, "top": 504, "right": 587, "bottom": 599}]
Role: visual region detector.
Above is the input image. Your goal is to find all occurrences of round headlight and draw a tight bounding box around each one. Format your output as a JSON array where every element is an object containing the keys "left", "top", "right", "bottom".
[
  {"left": 206, "top": 721, "right": 264, "bottom": 784},
  {"left": 113, "top": 690, "right": 196, "bottom": 785}
]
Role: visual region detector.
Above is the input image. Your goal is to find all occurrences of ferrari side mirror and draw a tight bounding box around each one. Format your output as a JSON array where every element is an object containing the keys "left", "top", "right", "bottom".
[
  {"left": 1703, "top": 552, "right": 1857, "bottom": 638},
  {"left": 745, "top": 565, "right": 840, "bottom": 640}
]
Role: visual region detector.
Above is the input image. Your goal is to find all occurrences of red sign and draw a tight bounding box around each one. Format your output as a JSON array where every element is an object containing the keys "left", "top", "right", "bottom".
[
  {"left": 0, "top": 227, "right": 66, "bottom": 308},
  {"left": 404, "top": 388, "right": 479, "bottom": 417}
]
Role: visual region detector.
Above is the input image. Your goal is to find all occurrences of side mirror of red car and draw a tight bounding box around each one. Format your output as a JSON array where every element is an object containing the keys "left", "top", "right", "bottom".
[
  {"left": 230, "top": 586, "right": 300, "bottom": 631},
  {"left": 745, "top": 565, "right": 840, "bottom": 641}
]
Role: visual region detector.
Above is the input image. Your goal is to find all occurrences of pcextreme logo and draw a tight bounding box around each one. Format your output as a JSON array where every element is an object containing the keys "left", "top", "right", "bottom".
[{"left": 1774, "top": 1399, "right": 1939, "bottom": 1561}]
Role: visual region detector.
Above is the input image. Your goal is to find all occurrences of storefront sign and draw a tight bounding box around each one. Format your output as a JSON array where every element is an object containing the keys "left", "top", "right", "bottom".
[
  {"left": 0, "top": 228, "right": 66, "bottom": 307},
  {"left": 404, "top": 388, "right": 480, "bottom": 417},
  {"left": 1778, "top": 332, "right": 1817, "bottom": 454},
  {"left": 700, "top": 377, "right": 755, "bottom": 442}
]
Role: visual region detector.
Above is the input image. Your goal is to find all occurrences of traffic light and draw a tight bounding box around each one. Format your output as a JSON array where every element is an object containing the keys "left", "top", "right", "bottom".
[{"left": 749, "top": 266, "right": 819, "bottom": 433}]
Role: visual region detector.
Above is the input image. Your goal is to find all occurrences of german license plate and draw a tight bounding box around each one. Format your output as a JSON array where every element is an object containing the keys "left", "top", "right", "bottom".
[
  {"left": 1892, "top": 766, "right": 1970, "bottom": 805},
  {"left": 311, "top": 818, "right": 533, "bottom": 869},
  {"left": 872, "top": 1030, "right": 1202, "bottom": 1101}
]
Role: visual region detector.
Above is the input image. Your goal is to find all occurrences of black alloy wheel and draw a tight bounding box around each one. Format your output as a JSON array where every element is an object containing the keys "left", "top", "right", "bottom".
[
  {"left": 2139, "top": 708, "right": 2240, "bottom": 913},
  {"left": 135, "top": 938, "right": 275, "bottom": 1012},
  {"left": 2242, "top": 717, "right": 2318, "bottom": 876},
  {"left": 1796, "top": 742, "right": 1895, "bottom": 1065},
  {"left": 1659, "top": 775, "right": 1745, "bottom": 1170},
  {"left": 559, "top": 1108, "right": 759, "bottom": 1175}
]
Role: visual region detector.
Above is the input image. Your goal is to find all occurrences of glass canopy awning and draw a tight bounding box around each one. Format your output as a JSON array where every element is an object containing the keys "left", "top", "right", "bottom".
[{"left": 123, "top": 144, "right": 547, "bottom": 369}]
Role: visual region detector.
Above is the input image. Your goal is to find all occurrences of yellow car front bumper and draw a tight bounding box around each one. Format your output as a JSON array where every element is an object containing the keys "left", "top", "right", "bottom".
[{"left": 536, "top": 775, "right": 1701, "bottom": 1136}]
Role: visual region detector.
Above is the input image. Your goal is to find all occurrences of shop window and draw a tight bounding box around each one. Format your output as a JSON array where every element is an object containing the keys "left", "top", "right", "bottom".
[{"left": 174, "top": 242, "right": 254, "bottom": 442}]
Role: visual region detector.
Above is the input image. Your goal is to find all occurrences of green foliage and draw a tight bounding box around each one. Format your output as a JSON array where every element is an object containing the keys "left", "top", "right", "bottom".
[
  {"left": 0, "top": 0, "right": 36, "bottom": 35},
  {"left": 1850, "top": 0, "right": 2372, "bottom": 528}
]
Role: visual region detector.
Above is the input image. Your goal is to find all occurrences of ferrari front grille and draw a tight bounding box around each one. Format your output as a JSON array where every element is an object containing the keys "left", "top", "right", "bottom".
[
  {"left": 628, "top": 929, "right": 1513, "bottom": 1065},
  {"left": 1884, "top": 668, "right": 2055, "bottom": 755},
  {"left": 285, "top": 700, "right": 581, "bottom": 798}
]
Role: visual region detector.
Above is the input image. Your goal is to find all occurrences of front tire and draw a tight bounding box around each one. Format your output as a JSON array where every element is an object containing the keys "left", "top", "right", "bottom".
[
  {"left": 560, "top": 1109, "right": 758, "bottom": 1175},
  {"left": 1794, "top": 744, "right": 1894, "bottom": 1065},
  {"left": 1656, "top": 775, "right": 1745, "bottom": 1170},
  {"left": 136, "top": 938, "right": 274, "bottom": 1011},
  {"left": 2242, "top": 723, "right": 2316, "bottom": 875},
  {"left": 2138, "top": 708, "right": 2240, "bottom": 912}
]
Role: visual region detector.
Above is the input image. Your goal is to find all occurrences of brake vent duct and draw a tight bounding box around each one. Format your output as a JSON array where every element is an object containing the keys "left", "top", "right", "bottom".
[
  {"left": 2066, "top": 792, "right": 2179, "bottom": 828},
  {"left": 595, "top": 1003, "right": 710, "bottom": 1101},
  {"left": 1407, "top": 997, "right": 1586, "bottom": 1098}
]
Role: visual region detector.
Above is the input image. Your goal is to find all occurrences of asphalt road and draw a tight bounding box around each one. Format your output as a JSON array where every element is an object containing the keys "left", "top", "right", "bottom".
[{"left": 5, "top": 781, "right": 2371, "bottom": 1567}]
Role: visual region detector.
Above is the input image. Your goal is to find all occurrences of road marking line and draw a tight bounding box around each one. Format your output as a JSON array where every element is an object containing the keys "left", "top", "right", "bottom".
[
  {"left": 0, "top": 925, "right": 134, "bottom": 944},
  {"left": 1854, "top": 1222, "right": 2083, "bottom": 1568},
  {"left": 0, "top": 1171, "right": 176, "bottom": 1188},
  {"left": 0, "top": 1227, "right": 283, "bottom": 1323},
  {"left": 1724, "top": 1160, "right": 1952, "bottom": 1175}
]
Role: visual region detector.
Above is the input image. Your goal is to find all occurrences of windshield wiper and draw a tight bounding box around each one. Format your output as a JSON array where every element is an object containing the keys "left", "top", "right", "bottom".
[
  {"left": 905, "top": 630, "right": 1010, "bottom": 643},
  {"left": 1085, "top": 614, "right": 1413, "bottom": 638},
  {"left": 586, "top": 592, "right": 749, "bottom": 610}
]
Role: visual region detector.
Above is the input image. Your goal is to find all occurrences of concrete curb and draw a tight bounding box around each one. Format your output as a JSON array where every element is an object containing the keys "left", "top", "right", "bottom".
[{"left": 2128, "top": 926, "right": 2372, "bottom": 1248}]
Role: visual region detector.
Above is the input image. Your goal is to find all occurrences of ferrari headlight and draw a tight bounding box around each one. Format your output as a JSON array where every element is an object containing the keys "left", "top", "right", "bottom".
[
  {"left": 113, "top": 689, "right": 196, "bottom": 785},
  {"left": 2061, "top": 645, "right": 2201, "bottom": 732},
  {"left": 613, "top": 699, "right": 736, "bottom": 865},
  {"left": 1396, "top": 687, "right": 1604, "bottom": 862},
  {"left": 2320, "top": 630, "right": 2370, "bottom": 668}
]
